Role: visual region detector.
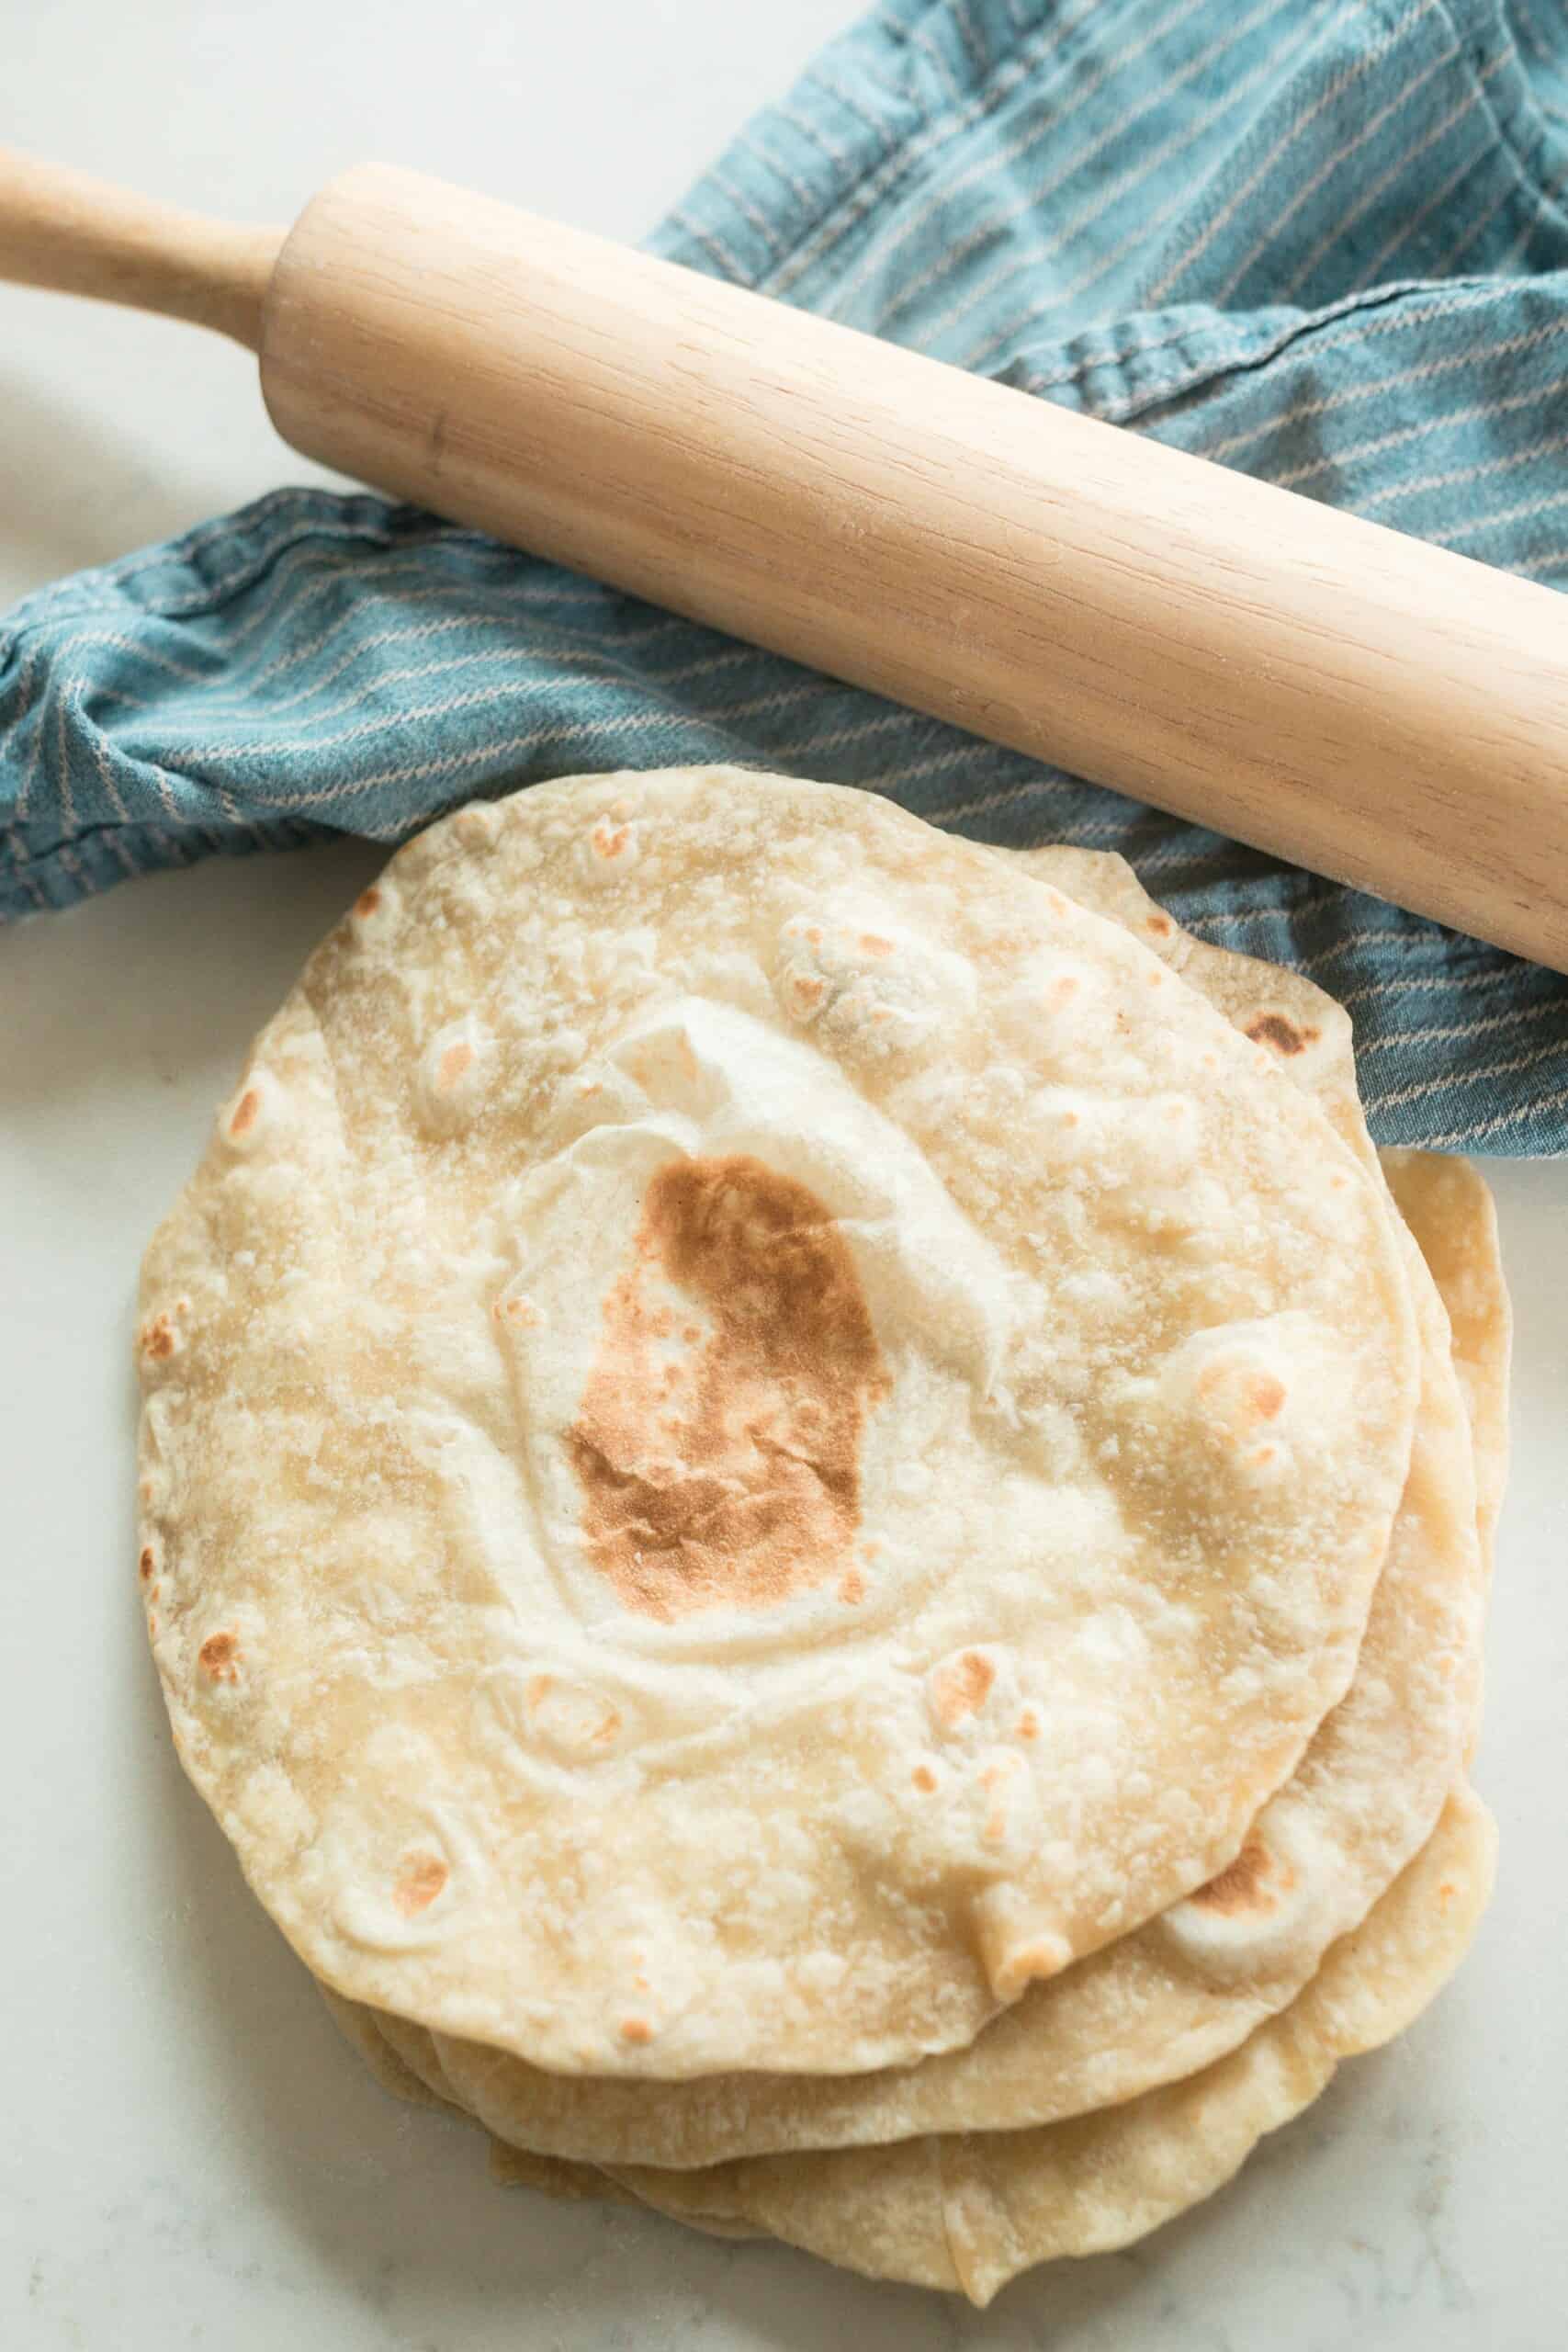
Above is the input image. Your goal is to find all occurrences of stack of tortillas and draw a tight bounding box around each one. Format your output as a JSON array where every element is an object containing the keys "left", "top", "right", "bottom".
[{"left": 137, "top": 768, "right": 1508, "bottom": 2306}]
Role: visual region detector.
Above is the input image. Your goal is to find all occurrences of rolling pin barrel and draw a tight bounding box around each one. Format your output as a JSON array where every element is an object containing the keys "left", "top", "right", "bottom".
[
  {"left": 260, "top": 165, "right": 1568, "bottom": 969},
  {"left": 3, "top": 145, "right": 1566, "bottom": 967}
]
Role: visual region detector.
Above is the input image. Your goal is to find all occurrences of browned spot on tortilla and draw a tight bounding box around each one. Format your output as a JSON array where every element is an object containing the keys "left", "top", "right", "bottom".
[
  {"left": 141, "top": 1314, "right": 176, "bottom": 1362},
  {"left": 1196, "top": 1359, "right": 1287, "bottom": 1440},
  {"left": 930, "top": 1649, "right": 997, "bottom": 1729},
  {"left": 1190, "top": 1836, "right": 1294, "bottom": 1917},
  {"left": 392, "top": 1854, "right": 448, "bottom": 1917},
  {"left": 1016, "top": 1708, "right": 1039, "bottom": 1741},
  {"left": 438, "top": 1039, "right": 473, "bottom": 1090},
  {"left": 1245, "top": 1012, "right": 1317, "bottom": 1057},
  {"left": 230, "top": 1088, "right": 261, "bottom": 1138},
  {"left": 911, "top": 1764, "right": 938, "bottom": 1792},
  {"left": 1145, "top": 910, "right": 1174, "bottom": 938},
  {"left": 139, "top": 1546, "right": 155, "bottom": 1582},
  {"left": 592, "top": 1708, "right": 622, "bottom": 1745},
  {"left": 528, "top": 1674, "right": 553, "bottom": 1705},
  {"left": 980, "top": 1755, "right": 1021, "bottom": 1844},
  {"left": 620, "top": 2016, "right": 655, "bottom": 2045},
  {"left": 355, "top": 887, "right": 381, "bottom": 918},
  {"left": 839, "top": 1566, "right": 864, "bottom": 1605},
  {"left": 197, "top": 1631, "right": 238, "bottom": 1682},
  {"left": 567, "top": 1154, "right": 887, "bottom": 1621},
  {"left": 791, "top": 974, "right": 826, "bottom": 1006},
  {"left": 859, "top": 933, "right": 894, "bottom": 956},
  {"left": 592, "top": 819, "right": 631, "bottom": 860}
]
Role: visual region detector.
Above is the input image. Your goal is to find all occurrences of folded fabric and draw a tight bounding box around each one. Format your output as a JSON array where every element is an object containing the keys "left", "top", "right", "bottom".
[{"left": 3, "top": 0, "right": 1566, "bottom": 1149}]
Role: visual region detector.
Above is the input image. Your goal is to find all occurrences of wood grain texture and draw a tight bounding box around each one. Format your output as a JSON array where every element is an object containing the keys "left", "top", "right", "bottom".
[
  {"left": 0, "top": 147, "right": 279, "bottom": 350},
  {"left": 259, "top": 166, "right": 1568, "bottom": 968}
]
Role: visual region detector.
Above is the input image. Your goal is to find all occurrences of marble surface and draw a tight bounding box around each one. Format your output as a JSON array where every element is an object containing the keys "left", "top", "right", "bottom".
[{"left": 4, "top": 5, "right": 1567, "bottom": 2346}]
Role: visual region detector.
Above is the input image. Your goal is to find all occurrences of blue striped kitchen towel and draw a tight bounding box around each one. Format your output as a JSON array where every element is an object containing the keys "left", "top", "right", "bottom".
[{"left": 4, "top": 0, "right": 1567, "bottom": 1150}]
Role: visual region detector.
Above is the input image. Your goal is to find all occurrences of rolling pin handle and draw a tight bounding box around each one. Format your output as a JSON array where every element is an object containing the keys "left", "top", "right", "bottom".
[{"left": 0, "top": 146, "right": 282, "bottom": 352}]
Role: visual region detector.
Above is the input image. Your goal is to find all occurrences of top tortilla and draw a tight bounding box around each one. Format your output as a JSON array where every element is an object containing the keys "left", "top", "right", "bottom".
[{"left": 136, "top": 768, "right": 1417, "bottom": 2077}]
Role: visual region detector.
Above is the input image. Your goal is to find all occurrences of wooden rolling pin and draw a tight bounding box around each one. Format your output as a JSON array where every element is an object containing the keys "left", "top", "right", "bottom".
[{"left": 4, "top": 146, "right": 1567, "bottom": 968}]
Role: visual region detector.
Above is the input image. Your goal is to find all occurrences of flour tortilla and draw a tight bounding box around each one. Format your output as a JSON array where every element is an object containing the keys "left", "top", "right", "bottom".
[
  {"left": 139, "top": 772, "right": 1417, "bottom": 2077},
  {"left": 612, "top": 1783, "right": 1495, "bottom": 2302},
  {"left": 1381, "top": 1149, "right": 1510, "bottom": 1576},
  {"left": 378, "top": 854, "right": 1484, "bottom": 2165}
]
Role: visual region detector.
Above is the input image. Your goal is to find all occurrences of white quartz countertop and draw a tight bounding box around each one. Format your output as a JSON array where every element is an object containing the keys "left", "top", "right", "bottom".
[{"left": 3, "top": 5, "right": 1566, "bottom": 2346}]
